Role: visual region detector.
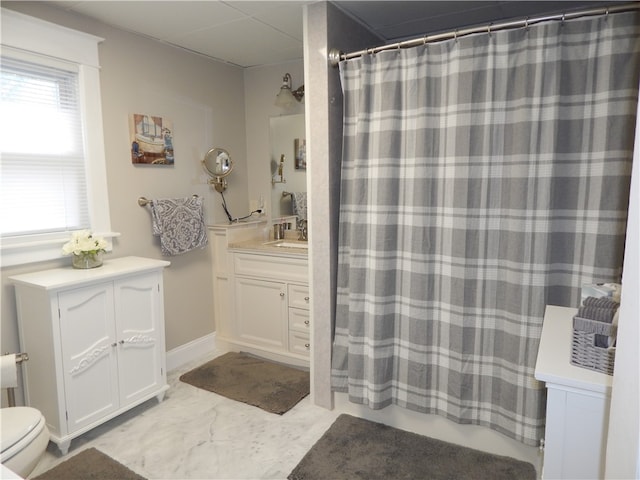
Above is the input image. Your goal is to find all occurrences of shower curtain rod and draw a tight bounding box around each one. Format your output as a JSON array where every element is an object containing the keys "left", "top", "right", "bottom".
[{"left": 328, "top": 2, "right": 638, "bottom": 67}]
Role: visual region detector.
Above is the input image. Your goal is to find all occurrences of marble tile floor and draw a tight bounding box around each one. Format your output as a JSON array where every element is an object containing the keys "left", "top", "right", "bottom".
[{"left": 28, "top": 351, "right": 342, "bottom": 480}]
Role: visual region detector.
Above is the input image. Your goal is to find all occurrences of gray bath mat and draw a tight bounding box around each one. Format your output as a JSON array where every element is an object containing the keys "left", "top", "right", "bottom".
[
  {"left": 288, "top": 414, "right": 536, "bottom": 480},
  {"left": 179, "top": 351, "right": 309, "bottom": 414},
  {"left": 33, "top": 447, "right": 145, "bottom": 480}
]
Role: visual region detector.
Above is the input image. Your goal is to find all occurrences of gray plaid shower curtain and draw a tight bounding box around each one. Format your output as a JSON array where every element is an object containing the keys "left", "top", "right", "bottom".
[{"left": 331, "top": 12, "right": 640, "bottom": 445}]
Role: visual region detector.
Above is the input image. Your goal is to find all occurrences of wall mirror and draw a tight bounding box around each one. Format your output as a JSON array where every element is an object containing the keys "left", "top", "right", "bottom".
[
  {"left": 203, "top": 147, "right": 233, "bottom": 192},
  {"left": 270, "top": 114, "right": 306, "bottom": 217}
]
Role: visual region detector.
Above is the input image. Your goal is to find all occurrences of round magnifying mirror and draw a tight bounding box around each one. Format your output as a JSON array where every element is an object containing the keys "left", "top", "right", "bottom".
[
  {"left": 203, "top": 147, "right": 233, "bottom": 177},
  {"left": 203, "top": 148, "right": 233, "bottom": 192}
]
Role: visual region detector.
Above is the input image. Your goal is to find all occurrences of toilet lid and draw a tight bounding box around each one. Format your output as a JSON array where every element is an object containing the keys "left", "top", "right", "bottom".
[{"left": 0, "top": 407, "right": 44, "bottom": 454}]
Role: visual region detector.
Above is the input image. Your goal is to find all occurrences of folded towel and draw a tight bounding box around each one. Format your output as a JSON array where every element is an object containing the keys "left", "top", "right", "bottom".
[
  {"left": 583, "top": 296, "right": 620, "bottom": 310},
  {"left": 150, "top": 196, "right": 208, "bottom": 256},
  {"left": 291, "top": 192, "right": 307, "bottom": 220},
  {"left": 577, "top": 305, "right": 617, "bottom": 323}
]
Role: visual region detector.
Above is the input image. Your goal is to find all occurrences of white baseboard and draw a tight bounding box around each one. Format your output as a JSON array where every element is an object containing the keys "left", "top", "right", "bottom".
[{"left": 166, "top": 332, "right": 217, "bottom": 372}]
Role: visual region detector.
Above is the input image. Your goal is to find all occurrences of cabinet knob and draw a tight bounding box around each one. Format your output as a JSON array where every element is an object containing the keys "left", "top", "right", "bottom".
[
  {"left": 119, "top": 340, "right": 125, "bottom": 344},
  {"left": 304, "top": 320, "right": 310, "bottom": 325},
  {"left": 304, "top": 343, "right": 310, "bottom": 349},
  {"left": 111, "top": 342, "right": 117, "bottom": 348},
  {"left": 280, "top": 292, "right": 285, "bottom": 297},
  {"left": 304, "top": 296, "right": 310, "bottom": 301}
]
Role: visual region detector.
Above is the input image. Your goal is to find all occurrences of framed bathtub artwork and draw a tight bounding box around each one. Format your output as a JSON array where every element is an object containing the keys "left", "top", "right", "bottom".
[
  {"left": 294, "top": 138, "right": 306, "bottom": 170},
  {"left": 129, "top": 113, "right": 174, "bottom": 165}
]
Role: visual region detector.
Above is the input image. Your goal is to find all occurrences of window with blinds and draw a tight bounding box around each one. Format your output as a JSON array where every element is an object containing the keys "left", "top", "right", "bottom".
[{"left": 0, "top": 55, "right": 90, "bottom": 237}]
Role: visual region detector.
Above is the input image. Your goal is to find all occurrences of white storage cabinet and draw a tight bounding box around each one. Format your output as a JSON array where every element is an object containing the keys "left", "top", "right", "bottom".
[
  {"left": 535, "top": 305, "right": 613, "bottom": 479},
  {"left": 10, "top": 256, "right": 170, "bottom": 455}
]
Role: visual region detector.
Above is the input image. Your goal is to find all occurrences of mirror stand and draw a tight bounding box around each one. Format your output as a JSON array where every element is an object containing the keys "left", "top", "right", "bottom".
[{"left": 209, "top": 176, "right": 228, "bottom": 192}]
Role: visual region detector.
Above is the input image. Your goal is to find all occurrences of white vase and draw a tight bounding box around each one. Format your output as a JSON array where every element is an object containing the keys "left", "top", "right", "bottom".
[{"left": 72, "top": 252, "right": 103, "bottom": 269}]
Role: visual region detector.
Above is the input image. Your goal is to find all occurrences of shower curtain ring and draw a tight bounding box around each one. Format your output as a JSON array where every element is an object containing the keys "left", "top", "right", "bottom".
[
  {"left": 454, "top": 30, "right": 458, "bottom": 42},
  {"left": 524, "top": 17, "right": 529, "bottom": 30},
  {"left": 487, "top": 23, "right": 492, "bottom": 36}
]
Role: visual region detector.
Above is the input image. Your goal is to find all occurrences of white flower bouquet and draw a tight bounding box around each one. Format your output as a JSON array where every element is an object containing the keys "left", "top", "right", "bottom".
[{"left": 62, "top": 230, "right": 108, "bottom": 268}]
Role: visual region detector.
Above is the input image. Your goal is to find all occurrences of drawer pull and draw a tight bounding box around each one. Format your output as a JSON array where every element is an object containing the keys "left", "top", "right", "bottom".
[
  {"left": 280, "top": 292, "right": 285, "bottom": 297},
  {"left": 304, "top": 343, "right": 310, "bottom": 348},
  {"left": 304, "top": 320, "right": 310, "bottom": 325},
  {"left": 304, "top": 296, "right": 310, "bottom": 301}
]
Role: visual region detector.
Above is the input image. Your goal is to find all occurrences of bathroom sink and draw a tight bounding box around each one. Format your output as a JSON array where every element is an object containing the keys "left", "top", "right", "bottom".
[{"left": 263, "top": 240, "right": 308, "bottom": 249}]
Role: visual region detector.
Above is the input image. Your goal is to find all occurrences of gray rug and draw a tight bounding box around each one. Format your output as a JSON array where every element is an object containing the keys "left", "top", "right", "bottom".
[
  {"left": 288, "top": 414, "right": 537, "bottom": 480},
  {"left": 33, "top": 448, "right": 145, "bottom": 480},
  {"left": 179, "top": 351, "right": 309, "bottom": 414}
]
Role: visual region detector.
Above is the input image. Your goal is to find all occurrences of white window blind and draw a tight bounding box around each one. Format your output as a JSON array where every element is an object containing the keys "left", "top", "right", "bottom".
[
  {"left": 1, "top": 8, "right": 114, "bottom": 266},
  {"left": 1, "top": 55, "right": 90, "bottom": 237}
]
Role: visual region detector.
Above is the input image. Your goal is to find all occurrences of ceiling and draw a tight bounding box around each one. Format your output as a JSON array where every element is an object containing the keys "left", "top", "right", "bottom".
[{"left": 47, "top": 1, "right": 613, "bottom": 68}]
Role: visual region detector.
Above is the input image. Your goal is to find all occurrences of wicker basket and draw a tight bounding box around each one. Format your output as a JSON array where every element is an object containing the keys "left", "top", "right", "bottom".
[{"left": 570, "top": 316, "right": 616, "bottom": 375}]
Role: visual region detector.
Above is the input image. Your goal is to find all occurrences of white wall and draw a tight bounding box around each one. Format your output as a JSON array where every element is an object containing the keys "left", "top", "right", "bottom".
[
  {"left": 0, "top": 3, "right": 307, "bottom": 408},
  {"left": 605, "top": 88, "right": 640, "bottom": 479},
  {"left": 1, "top": 2, "right": 247, "bottom": 368}
]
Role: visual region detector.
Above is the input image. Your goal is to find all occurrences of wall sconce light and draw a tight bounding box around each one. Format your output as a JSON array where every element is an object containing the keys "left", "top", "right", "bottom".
[
  {"left": 275, "top": 73, "right": 304, "bottom": 108},
  {"left": 272, "top": 154, "right": 287, "bottom": 185}
]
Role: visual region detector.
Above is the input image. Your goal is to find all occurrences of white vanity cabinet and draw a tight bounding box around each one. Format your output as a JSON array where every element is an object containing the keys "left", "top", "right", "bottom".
[
  {"left": 209, "top": 222, "right": 309, "bottom": 366},
  {"left": 10, "top": 256, "right": 170, "bottom": 454},
  {"left": 231, "top": 250, "right": 309, "bottom": 366},
  {"left": 535, "top": 305, "right": 613, "bottom": 480},
  {"left": 208, "top": 222, "right": 267, "bottom": 341}
]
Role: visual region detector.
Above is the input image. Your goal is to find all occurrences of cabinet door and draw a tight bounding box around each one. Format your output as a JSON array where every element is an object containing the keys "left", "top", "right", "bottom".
[
  {"left": 58, "top": 282, "right": 119, "bottom": 433},
  {"left": 235, "top": 277, "right": 287, "bottom": 350},
  {"left": 114, "top": 272, "right": 165, "bottom": 406},
  {"left": 543, "top": 387, "right": 610, "bottom": 479}
]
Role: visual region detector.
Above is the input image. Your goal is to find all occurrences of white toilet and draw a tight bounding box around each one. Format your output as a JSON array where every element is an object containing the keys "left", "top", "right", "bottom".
[{"left": 0, "top": 407, "right": 49, "bottom": 478}]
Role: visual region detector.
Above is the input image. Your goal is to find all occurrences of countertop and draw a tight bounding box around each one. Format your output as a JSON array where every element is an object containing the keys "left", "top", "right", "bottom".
[
  {"left": 534, "top": 305, "right": 613, "bottom": 395},
  {"left": 8, "top": 256, "right": 171, "bottom": 290},
  {"left": 208, "top": 219, "right": 267, "bottom": 229},
  {"left": 228, "top": 238, "right": 308, "bottom": 257}
]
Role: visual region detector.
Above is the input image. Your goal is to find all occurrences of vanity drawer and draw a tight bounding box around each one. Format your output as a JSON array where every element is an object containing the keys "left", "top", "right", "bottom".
[
  {"left": 288, "top": 284, "right": 310, "bottom": 310},
  {"left": 289, "top": 331, "right": 310, "bottom": 357},
  {"left": 289, "top": 307, "right": 310, "bottom": 333},
  {"left": 234, "top": 253, "right": 308, "bottom": 282}
]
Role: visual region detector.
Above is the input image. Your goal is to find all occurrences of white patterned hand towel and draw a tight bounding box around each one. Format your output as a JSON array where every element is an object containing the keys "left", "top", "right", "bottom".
[
  {"left": 150, "top": 196, "right": 208, "bottom": 256},
  {"left": 291, "top": 192, "right": 307, "bottom": 220}
]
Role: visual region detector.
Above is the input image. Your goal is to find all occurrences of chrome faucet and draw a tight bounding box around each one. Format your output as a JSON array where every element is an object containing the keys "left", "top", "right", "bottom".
[{"left": 298, "top": 219, "right": 308, "bottom": 241}]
